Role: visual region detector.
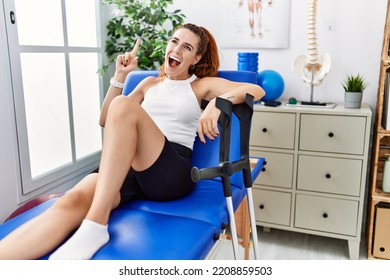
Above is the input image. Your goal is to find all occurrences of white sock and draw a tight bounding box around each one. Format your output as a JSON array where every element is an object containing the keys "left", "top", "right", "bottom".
[{"left": 49, "top": 219, "right": 109, "bottom": 260}]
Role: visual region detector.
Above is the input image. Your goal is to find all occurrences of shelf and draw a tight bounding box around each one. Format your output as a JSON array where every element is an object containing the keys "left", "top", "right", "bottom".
[
  {"left": 376, "top": 127, "right": 390, "bottom": 135},
  {"left": 381, "top": 60, "right": 390, "bottom": 66},
  {"left": 367, "top": 0, "right": 390, "bottom": 260},
  {"left": 372, "top": 191, "right": 390, "bottom": 202},
  {"left": 372, "top": 136, "right": 390, "bottom": 196}
]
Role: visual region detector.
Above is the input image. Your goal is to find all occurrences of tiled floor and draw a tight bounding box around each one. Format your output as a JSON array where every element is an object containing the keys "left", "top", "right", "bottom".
[{"left": 210, "top": 227, "right": 368, "bottom": 260}]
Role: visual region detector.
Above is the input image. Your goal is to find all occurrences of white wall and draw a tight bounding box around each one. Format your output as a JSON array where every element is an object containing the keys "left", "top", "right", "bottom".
[{"left": 174, "top": 0, "right": 387, "bottom": 111}]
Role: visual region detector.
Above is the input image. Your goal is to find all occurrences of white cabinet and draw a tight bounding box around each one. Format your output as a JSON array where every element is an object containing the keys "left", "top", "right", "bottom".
[{"left": 250, "top": 103, "right": 372, "bottom": 259}]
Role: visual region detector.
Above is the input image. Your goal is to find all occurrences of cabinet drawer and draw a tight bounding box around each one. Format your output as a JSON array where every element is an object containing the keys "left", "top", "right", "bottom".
[
  {"left": 251, "top": 150, "right": 294, "bottom": 189},
  {"left": 299, "top": 114, "right": 366, "bottom": 155},
  {"left": 297, "top": 155, "right": 362, "bottom": 196},
  {"left": 250, "top": 112, "right": 296, "bottom": 149},
  {"left": 295, "top": 194, "right": 358, "bottom": 236},
  {"left": 253, "top": 189, "right": 291, "bottom": 226}
]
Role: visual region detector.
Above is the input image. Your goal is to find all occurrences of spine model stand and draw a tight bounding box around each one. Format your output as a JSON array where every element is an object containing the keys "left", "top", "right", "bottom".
[{"left": 292, "top": 0, "right": 331, "bottom": 104}]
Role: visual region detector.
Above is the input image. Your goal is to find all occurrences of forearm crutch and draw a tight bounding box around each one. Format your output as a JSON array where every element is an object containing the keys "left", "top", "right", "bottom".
[
  {"left": 192, "top": 94, "right": 260, "bottom": 260},
  {"left": 230, "top": 94, "right": 260, "bottom": 260}
]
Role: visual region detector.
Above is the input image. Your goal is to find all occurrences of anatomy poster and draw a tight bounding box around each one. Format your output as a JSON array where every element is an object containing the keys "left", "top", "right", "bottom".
[{"left": 221, "top": 0, "right": 291, "bottom": 48}]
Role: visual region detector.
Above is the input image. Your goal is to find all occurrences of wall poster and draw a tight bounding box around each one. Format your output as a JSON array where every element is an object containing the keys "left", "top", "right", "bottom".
[{"left": 221, "top": 0, "right": 291, "bottom": 48}]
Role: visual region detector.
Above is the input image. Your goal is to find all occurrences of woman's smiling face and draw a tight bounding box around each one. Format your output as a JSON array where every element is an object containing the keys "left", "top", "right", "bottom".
[{"left": 164, "top": 28, "right": 202, "bottom": 80}]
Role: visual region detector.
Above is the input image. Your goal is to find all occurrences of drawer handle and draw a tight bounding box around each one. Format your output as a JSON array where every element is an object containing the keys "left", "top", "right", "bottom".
[
  {"left": 261, "top": 161, "right": 267, "bottom": 172},
  {"left": 328, "top": 132, "right": 334, "bottom": 138},
  {"left": 323, "top": 213, "right": 328, "bottom": 219},
  {"left": 325, "top": 173, "right": 331, "bottom": 179},
  {"left": 259, "top": 204, "right": 265, "bottom": 209},
  {"left": 262, "top": 128, "right": 268, "bottom": 133}
]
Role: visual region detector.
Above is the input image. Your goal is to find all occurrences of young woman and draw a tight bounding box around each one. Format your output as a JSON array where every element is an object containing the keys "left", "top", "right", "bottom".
[{"left": 0, "top": 23, "right": 264, "bottom": 260}]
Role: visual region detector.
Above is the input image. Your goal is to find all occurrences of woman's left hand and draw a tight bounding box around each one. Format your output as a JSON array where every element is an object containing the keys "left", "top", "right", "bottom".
[{"left": 197, "top": 99, "right": 221, "bottom": 144}]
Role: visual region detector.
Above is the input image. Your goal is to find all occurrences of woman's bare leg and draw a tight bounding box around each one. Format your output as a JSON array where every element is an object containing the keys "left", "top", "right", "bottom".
[
  {"left": 87, "top": 95, "right": 166, "bottom": 224},
  {"left": 49, "top": 95, "right": 166, "bottom": 259},
  {"left": 0, "top": 173, "right": 101, "bottom": 260}
]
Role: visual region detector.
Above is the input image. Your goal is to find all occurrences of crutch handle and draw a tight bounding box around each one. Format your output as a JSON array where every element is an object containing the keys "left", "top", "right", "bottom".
[{"left": 191, "top": 162, "right": 233, "bottom": 182}]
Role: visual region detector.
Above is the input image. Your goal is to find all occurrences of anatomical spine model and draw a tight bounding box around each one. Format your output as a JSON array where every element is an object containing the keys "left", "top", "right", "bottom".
[{"left": 292, "top": 0, "right": 331, "bottom": 102}]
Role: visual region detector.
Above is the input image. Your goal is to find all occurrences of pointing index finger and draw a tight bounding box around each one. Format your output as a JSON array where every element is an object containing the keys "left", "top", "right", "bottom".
[{"left": 131, "top": 39, "right": 141, "bottom": 56}]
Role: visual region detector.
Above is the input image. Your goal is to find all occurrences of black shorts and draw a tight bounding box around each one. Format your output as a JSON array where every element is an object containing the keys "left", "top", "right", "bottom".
[{"left": 118, "top": 138, "right": 195, "bottom": 207}]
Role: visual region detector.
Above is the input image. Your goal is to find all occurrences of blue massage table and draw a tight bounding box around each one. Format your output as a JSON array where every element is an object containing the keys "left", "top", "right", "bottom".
[{"left": 0, "top": 70, "right": 265, "bottom": 260}]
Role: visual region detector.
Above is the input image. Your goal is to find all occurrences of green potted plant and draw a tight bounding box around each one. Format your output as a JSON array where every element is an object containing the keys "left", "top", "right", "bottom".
[
  {"left": 99, "top": 0, "right": 186, "bottom": 75},
  {"left": 341, "top": 74, "right": 368, "bottom": 109}
]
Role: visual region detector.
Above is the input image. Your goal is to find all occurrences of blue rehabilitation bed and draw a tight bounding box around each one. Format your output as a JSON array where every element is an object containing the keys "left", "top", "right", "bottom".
[{"left": 0, "top": 70, "right": 265, "bottom": 260}]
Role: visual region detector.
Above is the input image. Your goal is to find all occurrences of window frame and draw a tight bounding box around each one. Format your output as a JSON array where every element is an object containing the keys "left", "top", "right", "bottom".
[{"left": 3, "top": 0, "right": 105, "bottom": 196}]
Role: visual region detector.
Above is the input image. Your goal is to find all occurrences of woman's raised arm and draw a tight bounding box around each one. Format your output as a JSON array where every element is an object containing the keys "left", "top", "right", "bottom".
[{"left": 99, "top": 39, "right": 140, "bottom": 127}]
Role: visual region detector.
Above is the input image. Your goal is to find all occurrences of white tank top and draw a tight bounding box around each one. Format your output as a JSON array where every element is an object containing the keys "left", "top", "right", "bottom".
[{"left": 141, "top": 74, "right": 202, "bottom": 150}]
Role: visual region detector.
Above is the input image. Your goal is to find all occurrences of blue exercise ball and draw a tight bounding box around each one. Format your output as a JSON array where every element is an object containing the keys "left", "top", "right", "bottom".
[{"left": 257, "top": 70, "right": 285, "bottom": 102}]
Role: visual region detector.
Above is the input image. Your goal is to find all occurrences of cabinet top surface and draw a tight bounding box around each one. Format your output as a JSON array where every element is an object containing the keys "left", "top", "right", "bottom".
[{"left": 254, "top": 102, "right": 372, "bottom": 116}]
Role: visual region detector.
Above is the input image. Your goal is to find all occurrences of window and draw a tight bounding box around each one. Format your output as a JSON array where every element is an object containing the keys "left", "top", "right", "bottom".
[{"left": 4, "top": 0, "right": 103, "bottom": 195}]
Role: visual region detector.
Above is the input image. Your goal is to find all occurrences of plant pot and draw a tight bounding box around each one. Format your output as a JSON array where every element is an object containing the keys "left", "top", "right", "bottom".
[{"left": 344, "top": 91, "right": 362, "bottom": 109}]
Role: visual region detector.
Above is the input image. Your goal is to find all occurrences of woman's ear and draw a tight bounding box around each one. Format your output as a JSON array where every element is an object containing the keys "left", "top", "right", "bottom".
[{"left": 193, "top": 54, "right": 202, "bottom": 65}]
